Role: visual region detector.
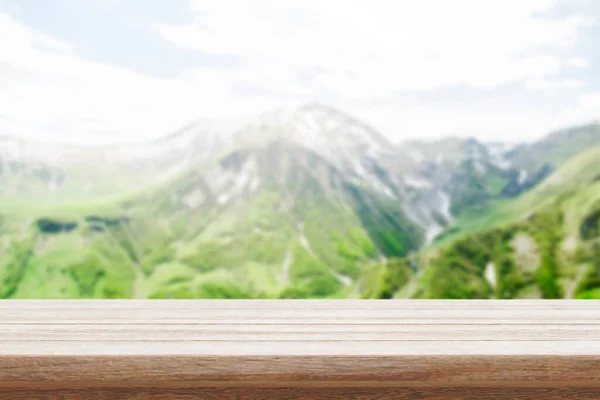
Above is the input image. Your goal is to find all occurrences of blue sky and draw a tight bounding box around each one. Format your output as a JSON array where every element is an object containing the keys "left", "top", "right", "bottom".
[{"left": 0, "top": 0, "right": 598, "bottom": 145}]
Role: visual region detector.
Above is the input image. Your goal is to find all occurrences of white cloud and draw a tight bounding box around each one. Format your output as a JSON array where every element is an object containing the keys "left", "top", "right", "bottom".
[
  {"left": 349, "top": 103, "right": 550, "bottom": 143},
  {"left": 0, "top": 13, "right": 73, "bottom": 55},
  {"left": 0, "top": 0, "right": 597, "bottom": 145},
  {"left": 0, "top": 13, "right": 289, "bottom": 145},
  {"left": 525, "top": 77, "right": 584, "bottom": 92},
  {"left": 567, "top": 56, "right": 589, "bottom": 68},
  {"left": 154, "top": 0, "right": 597, "bottom": 141},
  {"left": 156, "top": 0, "right": 592, "bottom": 97},
  {"left": 353, "top": 88, "right": 600, "bottom": 144},
  {"left": 557, "top": 92, "right": 600, "bottom": 126},
  {"left": 579, "top": 92, "right": 600, "bottom": 108},
  {"left": 528, "top": 89, "right": 599, "bottom": 137}
]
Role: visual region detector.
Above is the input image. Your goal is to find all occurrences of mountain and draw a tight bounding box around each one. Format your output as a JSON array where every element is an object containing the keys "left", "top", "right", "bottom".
[
  {"left": 507, "top": 122, "right": 600, "bottom": 173},
  {"left": 1, "top": 103, "right": 599, "bottom": 299},
  {"left": 365, "top": 145, "right": 600, "bottom": 299},
  {"left": 0, "top": 104, "right": 432, "bottom": 299},
  {"left": 504, "top": 122, "right": 600, "bottom": 193},
  {"left": 0, "top": 118, "right": 243, "bottom": 204},
  {"left": 398, "top": 137, "right": 519, "bottom": 217}
]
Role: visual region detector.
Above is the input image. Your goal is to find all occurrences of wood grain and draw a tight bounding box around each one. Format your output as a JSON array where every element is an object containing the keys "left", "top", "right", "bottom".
[
  {"left": 3, "top": 387, "right": 600, "bottom": 400},
  {"left": 1, "top": 300, "right": 599, "bottom": 399}
]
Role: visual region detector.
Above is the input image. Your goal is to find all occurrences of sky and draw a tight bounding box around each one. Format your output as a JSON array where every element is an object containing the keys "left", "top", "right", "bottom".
[{"left": 0, "top": 0, "right": 599, "bottom": 146}]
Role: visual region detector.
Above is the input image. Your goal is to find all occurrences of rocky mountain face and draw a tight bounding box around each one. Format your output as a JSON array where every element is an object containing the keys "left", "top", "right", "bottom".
[{"left": 0, "top": 104, "right": 599, "bottom": 299}]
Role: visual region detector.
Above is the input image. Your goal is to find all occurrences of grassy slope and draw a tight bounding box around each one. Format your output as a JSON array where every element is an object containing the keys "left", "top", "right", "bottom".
[
  {"left": 363, "top": 146, "right": 600, "bottom": 299},
  {"left": 7, "top": 138, "right": 600, "bottom": 300},
  {"left": 0, "top": 146, "right": 422, "bottom": 299},
  {"left": 433, "top": 147, "right": 600, "bottom": 247}
]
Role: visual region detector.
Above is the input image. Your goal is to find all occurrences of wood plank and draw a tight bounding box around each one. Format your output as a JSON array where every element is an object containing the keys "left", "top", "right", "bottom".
[
  {"left": 3, "top": 323, "right": 600, "bottom": 341},
  {"left": 1, "top": 300, "right": 599, "bottom": 398},
  {"left": 2, "top": 356, "right": 600, "bottom": 387},
  {"left": 2, "top": 301, "right": 600, "bottom": 323},
  {"left": 4, "top": 340, "right": 600, "bottom": 355},
  {"left": 3, "top": 387, "right": 600, "bottom": 400}
]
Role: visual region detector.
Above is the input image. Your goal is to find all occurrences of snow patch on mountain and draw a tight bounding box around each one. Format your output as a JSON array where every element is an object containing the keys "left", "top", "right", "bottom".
[
  {"left": 493, "top": 158, "right": 512, "bottom": 170},
  {"left": 249, "top": 177, "right": 261, "bottom": 193},
  {"left": 182, "top": 188, "right": 205, "bottom": 209},
  {"left": 405, "top": 176, "right": 432, "bottom": 189},
  {"left": 216, "top": 156, "right": 258, "bottom": 204},
  {"left": 474, "top": 160, "right": 485, "bottom": 174},
  {"left": 407, "top": 150, "right": 425, "bottom": 163},
  {"left": 203, "top": 154, "right": 259, "bottom": 204},
  {"left": 425, "top": 224, "right": 444, "bottom": 245},
  {"left": 439, "top": 191, "right": 453, "bottom": 222},
  {"left": 352, "top": 160, "right": 369, "bottom": 179},
  {"left": 372, "top": 180, "right": 397, "bottom": 199},
  {"left": 482, "top": 142, "right": 513, "bottom": 170},
  {"left": 518, "top": 170, "right": 528, "bottom": 184}
]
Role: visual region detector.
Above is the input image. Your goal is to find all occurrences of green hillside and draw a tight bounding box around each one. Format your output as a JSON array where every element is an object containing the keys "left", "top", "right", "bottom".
[
  {"left": 2, "top": 112, "right": 600, "bottom": 300},
  {"left": 365, "top": 147, "right": 600, "bottom": 299},
  {"left": 0, "top": 142, "right": 422, "bottom": 299}
]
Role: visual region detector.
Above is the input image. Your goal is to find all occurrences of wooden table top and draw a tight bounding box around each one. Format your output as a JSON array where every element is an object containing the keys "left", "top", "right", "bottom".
[{"left": 1, "top": 300, "right": 599, "bottom": 399}]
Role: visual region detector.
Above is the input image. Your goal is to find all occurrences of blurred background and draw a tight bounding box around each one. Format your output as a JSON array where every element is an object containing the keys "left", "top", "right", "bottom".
[{"left": 0, "top": 0, "right": 599, "bottom": 299}]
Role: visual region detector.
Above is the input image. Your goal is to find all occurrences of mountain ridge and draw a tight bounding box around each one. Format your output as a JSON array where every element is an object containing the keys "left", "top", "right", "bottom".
[{"left": 1, "top": 103, "right": 599, "bottom": 299}]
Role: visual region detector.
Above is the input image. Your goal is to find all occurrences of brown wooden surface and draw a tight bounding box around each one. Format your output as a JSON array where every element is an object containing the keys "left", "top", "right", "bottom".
[
  {"left": 1, "top": 300, "right": 599, "bottom": 399},
  {"left": 3, "top": 387, "right": 600, "bottom": 400}
]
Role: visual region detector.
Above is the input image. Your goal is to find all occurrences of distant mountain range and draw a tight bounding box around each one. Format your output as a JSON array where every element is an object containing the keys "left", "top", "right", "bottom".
[{"left": 1, "top": 103, "right": 599, "bottom": 299}]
